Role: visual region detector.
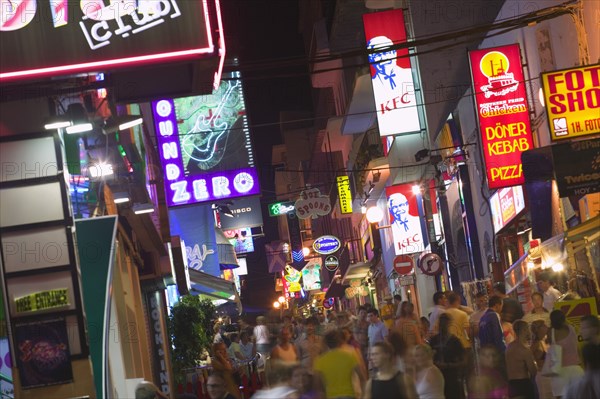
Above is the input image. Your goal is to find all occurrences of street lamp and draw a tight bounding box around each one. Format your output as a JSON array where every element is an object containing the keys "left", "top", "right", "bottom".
[
  {"left": 273, "top": 301, "right": 281, "bottom": 309},
  {"left": 366, "top": 206, "right": 384, "bottom": 224},
  {"left": 278, "top": 296, "right": 286, "bottom": 305}
]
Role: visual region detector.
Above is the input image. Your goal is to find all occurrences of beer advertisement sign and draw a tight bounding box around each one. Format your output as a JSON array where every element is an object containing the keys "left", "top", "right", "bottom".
[{"left": 469, "top": 44, "right": 534, "bottom": 189}]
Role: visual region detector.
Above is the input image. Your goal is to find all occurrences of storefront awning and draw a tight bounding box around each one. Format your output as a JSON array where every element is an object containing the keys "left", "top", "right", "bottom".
[
  {"left": 342, "top": 261, "right": 371, "bottom": 284},
  {"left": 188, "top": 269, "right": 242, "bottom": 314}
]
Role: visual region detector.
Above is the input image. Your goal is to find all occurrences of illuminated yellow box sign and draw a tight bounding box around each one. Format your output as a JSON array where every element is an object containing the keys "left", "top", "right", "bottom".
[
  {"left": 336, "top": 176, "right": 353, "bottom": 214},
  {"left": 15, "top": 288, "right": 69, "bottom": 314},
  {"left": 542, "top": 63, "right": 600, "bottom": 141}
]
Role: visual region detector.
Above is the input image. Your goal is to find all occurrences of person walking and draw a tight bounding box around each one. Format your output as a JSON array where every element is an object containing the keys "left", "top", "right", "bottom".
[
  {"left": 253, "top": 316, "right": 271, "bottom": 358},
  {"left": 394, "top": 301, "right": 423, "bottom": 349},
  {"left": 211, "top": 342, "right": 242, "bottom": 399},
  {"left": 295, "top": 316, "right": 325, "bottom": 368},
  {"left": 429, "top": 313, "right": 466, "bottom": 399},
  {"left": 547, "top": 310, "right": 583, "bottom": 398},
  {"left": 429, "top": 292, "right": 447, "bottom": 336},
  {"left": 538, "top": 273, "right": 562, "bottom": 312},
  {"left": 530, "top": 320, "right": 553, "bottom": 399},
  {"left": 353, "top": 306, "right": 370, "bottom": 364},
  {"left": 363, "top": 341, "right": 417, "bottom": 399},
  {"left": 367, "top": 308, "right": 389, "bottom": 347},
  {"left": 523, "top": 292, "right": 550, "bottom": 326},
  {"left": 412, "top": 343, "right": 445, "bottom": 399},
  {"left": 478, "top": 296, "right": 506, "bottom": 353},
  {"left": 270, "top": 325, "right": 298, "bottom": 364},
  {"left": 445, "top": 292, "right": 472, "bottom": 350},
  {"left": 206, "top": 372, "right": 239, "bottom": 399},
  {"left": 505, "top": 320, "right": 537, "bottom": 399}
]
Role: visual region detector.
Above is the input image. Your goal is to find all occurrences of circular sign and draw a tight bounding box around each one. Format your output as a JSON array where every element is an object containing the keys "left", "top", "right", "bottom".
[
  {"left": 418, "top": 253, "right": 443, "bottom": 276},
  {"left": 323, "top": 297, "right": 335, "bottom": 309},
  {"left": 313, "top": 235, "right": 341, "bottom": 255},
  {"left": 393, "top": 255, "right": 414, "bottom": 275},
  {"left": 324, "top": 256, "right": 339, "bottom": 272}
]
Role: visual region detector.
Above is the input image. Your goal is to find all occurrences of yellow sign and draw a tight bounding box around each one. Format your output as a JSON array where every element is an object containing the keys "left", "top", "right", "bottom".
[
  {"left": 336, "top": 176, "right": 353, "bottom": 214},
  {"left": 554, "top": 297, "right": 598, "bottom": 350},
  {"left": 542, "top": 64, "right": 600, "bottom": 140},
  {"left": 15, "top": 288, "right": 69, "bottom": 314}
]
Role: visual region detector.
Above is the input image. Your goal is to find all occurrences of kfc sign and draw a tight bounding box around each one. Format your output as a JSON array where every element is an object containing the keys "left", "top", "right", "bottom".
[
  {"left": 385, "top": 184, "right": 425, "bottom": 255},
  {"left": 363, "top": 9, "right": 421, "bottom": 136},
  {"left": 0, "top": 0, "right": 225, "bottom": 84},
  {"left": 541, "top": 64, "right": 600, "bottom": 141},
  {"left": 469, "top": 44, "right": 534, "bottom": 189}
]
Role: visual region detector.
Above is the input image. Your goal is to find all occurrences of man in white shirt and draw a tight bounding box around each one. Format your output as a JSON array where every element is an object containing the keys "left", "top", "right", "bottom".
[
  {"left": 429, "top": 291, "right": 447, "bottom": 335},
  {"left": 538, "top": 272, "right": 562, "bottom": 311}
]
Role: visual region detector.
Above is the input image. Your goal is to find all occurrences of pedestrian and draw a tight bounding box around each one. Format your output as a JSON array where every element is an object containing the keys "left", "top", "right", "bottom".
[
  {"left": 387, "top": 330, "right": 409, "bottom": 373},
  {"left": 429, "top": 292, "right": 447, "bottom": 335},
  {"left": 420, "top": 317, "right": 431, "bottom": 342},
  {"left": 580, "top": 314, "right": 600, "bottom": 345},
  {"left": 290, "top": 365, "right": 319, "bottom": 399},
  {"left": 353, "top": 306, "right": 370, "bottom": 364},
  {"left": 253, "top": 316, "right": 271, "bottom": 357},
  {"left": 135, "top": 380, "right": 169, "bottom": 399},
  {"left": 380, "top": 296, "right": 396, "bottom": 330},
  {"left": 363, "top": 341, "right": 417, "bottom": 399},
  {"left": 523, "top": 292, "right": 550, "bottom": 326},
  {"left": 295, "top": 316, "right": 325, "bottom": 368},
  {"left": 393, "top": 294, "right": 403, "bottom": 319},
  {"left": 313, "top": 330, "right": 365, "bottom": 399},
  {"left": 367, "top": 308, "right": 389, "bottom": 348},
  {"left": 530, "top": 320, "right": 553, "bottom": 399},
  {"left": 563, "top": 343, "right": 600, "bottom": 399},
  {"left": 239, "top": 331, "right": 255, "bottom": 360},
  {"left": 445, "top": 291, "right": 472, "bottom": 350},
  {"left": 505, "top": 320, "right": 537, "bottom": 399},
  {"left": 394, "top": 301, "right": 423, "bottom": 349},
  {"left": 478, "top": 295, "right": 506, "bottom": 353},
  {"left": 228, "top": 333, "right": 245, "bottom": 362},
  {"left": 412, "top": 343, "right": 445, "bottom": 399},
  {"left": 493, "top": 282, "right": 524, "bottom": 323},
  {"left": 206, "top": 372, "right": 238, "bottom": 399},
  {"left": 469, "top": 292, "right": 487, "bottom": 339},
  {"left": 467, "top": 344, "right": 508, "bottom": 399},
  {"left": 429, "top": 313, "right": 466, "bottom": 399},
  {"left": 251, "top": 360, "right": 296, "bottom": 399},
  {"left": 547, "top": 309, "right": 583, "bottom": 398},
  {"left": 537, "top": 272, "right": 562, "bottom": 312},
  {"left": 270, "top": 325, "right": 298, "bottom": 364}
]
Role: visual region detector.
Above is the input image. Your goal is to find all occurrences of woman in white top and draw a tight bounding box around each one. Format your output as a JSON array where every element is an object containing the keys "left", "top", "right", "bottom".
[
  {"left": 253, "top": 316, "right": 271, "bottom": 356},
  {"left": 270, "top": 325, "right": 298, "bottom": 364},
  {"left": 413, "top": 343, "right": 445, "bottom": 399}
]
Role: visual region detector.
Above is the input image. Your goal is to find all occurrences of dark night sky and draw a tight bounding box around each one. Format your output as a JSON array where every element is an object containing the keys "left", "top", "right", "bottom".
[{"left": 220, "top": 1, "right": 313, "bottom": 312}]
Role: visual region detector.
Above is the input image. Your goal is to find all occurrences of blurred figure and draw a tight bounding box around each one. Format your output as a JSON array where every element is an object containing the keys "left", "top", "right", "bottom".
[
  {"left": 363, "top": 341, "right": 417, "bottom": 399},
  {"left": 563, "top": 343, "right": 600, "bottom": 399},
  {"left": 580, "top": 315, "right": 600, "bottom": 345},
  {"left": 367, "top": 308, "right": 389, "bottom": 348},
  {"left": 420, "top": 317, "right": 431, "bottom": 342},
  {"left": 387, "top": 330, "right": 408, "bottom": 373},
  {"left": 429, "top": 313, "right": 466, "bottom": 399},
  {"left": 290, "top": 365, "right": 319, "bottom": 399},
  {"left": 353, "top": 306, "right": 370, "bottom": 363},
  {"left": 380, "top": 296, "right": 396, "bottom": 330},
  {"left": 271, "top": 325, "right": 298, "bottom": 364},
  {"left": 493, "top": 282, "right": 524, "bottom": 323},
  {"left": 251, "top": 360, "right": 296, "bottom": 399},
  {"left": 313, "top": 330, "right": 364, "bottom": 399},
  {"left": 468, "top": 345, "right": 508, "bottom": 399},
  {"left": 429, "top": 292, "right": 447, "bottom": 336},
  {"left": 253, "top": 316, "right": 271, "bottom": 357},
  {"left": 206, "top": 372, "right": 238, "bottom": 399},
  {"left": 228, "top": 333, "right": 245, "bottom": 362},
  {"left": 341, "top": 326, "right": 368, "bottom": 398},
  {"left": 523, "top": 292, "right": 550, "bottom": 326},
  {"left": 412, "top": 343, "right": 445, "bottom": 399},
  {"left": 469, "top": 292, "right": 488, "bottom": 339},
  {"left": 445, "top": 292, "right": 472, "bottom": 350},
  {"left": 239, "top": 331, "right": 255, "bottom": 360},
  {"left": 211, "top": 342, "right": 241, "bottom": 399},
  {"left": 393, "top": 294, "right": 403, "bottom": 319},
  {"left": 538, "top": 273, "right": 561, "bottom": 312},
  {"left": 548, "top": 310, "right": 583, "bottom": 398},
  {"left": 478, "top": 296, "right": 506, "bottom": 353},
  {"left": 530, "top": 320, "right": 553, "bottom": 399},
  {"left": 503, "top": 320, "right": 516, "bottom": 346},
  {"left": 135, "top": 380, "right": 169, "bottom": 399},
  {"left": 395, "top": 301, "right": 423, "bottom": 348},
  {"left": 295, "top": 316, "right": 325, "bottom": 368},
  {"left": 505, "top": 320, "right": 537, "bottom": 399}
]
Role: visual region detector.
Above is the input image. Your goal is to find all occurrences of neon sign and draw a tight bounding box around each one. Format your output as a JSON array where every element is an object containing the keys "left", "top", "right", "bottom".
[{"left": 152, "top": 75, "right": 260, "bottom": 207}]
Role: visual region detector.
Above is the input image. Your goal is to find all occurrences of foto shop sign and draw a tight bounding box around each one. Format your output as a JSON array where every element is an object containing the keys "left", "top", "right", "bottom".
[{"left": 294, "top": 187, "right": 331, "bottom": 219}]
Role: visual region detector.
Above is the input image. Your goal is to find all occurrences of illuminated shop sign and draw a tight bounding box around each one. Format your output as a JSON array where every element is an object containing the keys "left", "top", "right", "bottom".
[
  {"left": 469, "top": 44, "right": 534, "bottom": 189},
  {"left": 294, "top": 187, "right": 331, "bottom": 219},
  {"left": 541, "top": 64, "right": 600, "bottom": 141},
  {"left": 490, "top": 185, "right": 526, "bottom": 234},
  {"left": 152, "top": 73, "right": 260, "bottom": 207},
  {"left": 336, "top": 176, "right": 353, "bottom": 214},
  {"left": 313, "top": 235, "right": 341, "bottom": 255},
  {"left": 14, "top": 288, "right": 69, "bottom": 314},
  {"left": 0, "top": 0, "right": 225, "bottom": 85},
  {"left": 268, "top": 201, "right": 295, "bottom": 217},
  {"left": 385, "top": 184, "right": 425, "bottom": 255},
  {"left": 363, "top": 9, "right": 421, "bottom": 136},
  {"left": 301, "top": 260, "right": 322, "bottom": 291}
]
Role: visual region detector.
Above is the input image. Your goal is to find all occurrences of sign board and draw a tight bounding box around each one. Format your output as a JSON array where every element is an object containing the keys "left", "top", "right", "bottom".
[
  {"left": 268, "top": 201, "right": 295, "bottom": 217},
  {"left": 363, "top": 9, "right": 421, "bottom": 136},
  {"left": 219, "top": 196, "right": 263, "bottom": 230},
  {"left": 393, "top": 255, "right": 414, "bottom": 275},
  {"left": 336, "top": 176, "right": 353, "bottom": 214},
  {"left": 14, "top": 288, "right": 69, "bottom": 314},
  {"left": 552, "top": 138, "right": 600, "bottom": 197},
  {"left": 418, "top": 253, "right": 443, "bottom": 276},
  {"left": 490, "top": 185, "right": 526, "bottom": 233},
  {"left": 0, "top": 0, "right": 225, "bottom": 84},
  {"left": 385, "top": 184, "right": 425, "bottom": 255},
  {"left": 324, "top": 256, "right": 339, "bottom": 272},
  {"left": 313, "top": 235, "right": 341, "bottom": 255},
  {"left": 469, "top": 44, "right": 534, "bottom": 189},
  {"left": 554, "top": 297, "right": 598, "bottom": 350},
  {"left": 301, "top": 260, "right": 322, "bottom": 291},
  {"left": 295, "top": 187, "right": 331, "bottom": 219},
  {"left": 399, "top": 275, "right": 415, "bottom": 286},
  {"left": 541, "top": 64, "right": 600, "bottom": 140},
  {"left": 153, "top": 72, "right": 260, "bottom": 207}
]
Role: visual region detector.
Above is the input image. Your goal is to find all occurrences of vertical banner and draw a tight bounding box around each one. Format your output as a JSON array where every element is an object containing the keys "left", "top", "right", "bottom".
[
  {"left": 385, "top": 184, "right": 425, "bottom": 255},
  {"left": 75, "top": 215, "right": 118, "bottom": 399},
  {"left": 363, "top": 9, "right": 421, "bottom": 136},
  {"left": 336, "top": 176, "right": 353, "bottom": 214},
  {"left": 469, "top": 44, "right": 534, "bottom": 189}
]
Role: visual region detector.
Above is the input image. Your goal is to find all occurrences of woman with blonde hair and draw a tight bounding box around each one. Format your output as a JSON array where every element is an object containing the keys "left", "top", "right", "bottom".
[
  {"left": 363, "top": 341, "right": 417, "bottom": 399},
  {"left": 412, "top": 343, "right": 445, "bottom": 399},
  {"left": 394, "top": 301, "right": 423, "bottom": 348}
]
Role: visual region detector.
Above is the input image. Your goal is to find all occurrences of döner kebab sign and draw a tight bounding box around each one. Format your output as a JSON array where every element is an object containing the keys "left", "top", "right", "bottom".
[
  {"left": 295, "top": 187, "right": 331, "bottom": 219},
  {"left": 469, "top": 44, "right": 534, "bottom": 189}
]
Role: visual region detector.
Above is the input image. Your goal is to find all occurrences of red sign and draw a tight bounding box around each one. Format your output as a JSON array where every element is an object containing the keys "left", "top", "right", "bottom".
[
  {"left": 385, "top": 184, "right": 425, "bottom": 255},
  {"left": 469, "top": 44, "right": 534, "bottom": 189},
  {"left": 393, "top": 255, "right": 414, "bottom": 275}
]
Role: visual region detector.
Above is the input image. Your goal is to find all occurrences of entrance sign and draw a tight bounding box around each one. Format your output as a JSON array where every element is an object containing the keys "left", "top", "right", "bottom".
[
  {"left": 542, "top": 64, "right": 600, "bottom": 141},
  {"left": 469, "top": 44, "right": 534, "bottom": 189}
]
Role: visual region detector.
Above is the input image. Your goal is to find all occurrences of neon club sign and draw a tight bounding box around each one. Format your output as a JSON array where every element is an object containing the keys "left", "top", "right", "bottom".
[
  {"left": 152, "top": 97, "right": 259, "bottom": 207},
  {"left": 469, "top": 44, "right": 534, "bottom": 189},
  {"left": 0, "top": 0, "right": 225, "bottom": 85}
]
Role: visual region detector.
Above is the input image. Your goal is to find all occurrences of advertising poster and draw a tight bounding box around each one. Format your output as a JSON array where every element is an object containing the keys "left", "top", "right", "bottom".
[
  {"left": 363, "top": 9, "right": 421, "bottom": 136},
  {"left": 554, "top": 297, "right": 598, "bottom": 350},
  {"left": 14, "top": 318, "right": 73, "bottom": 389},
  {"left": 490, "top": 185, "right": 526, "bottom": 233},
  {"left": 301, "top": 260, "right": 322, "bottom": 291},
  {"left": 469, "top": 44, "right": 534, "bottom": 189},
  {"left": 541, "top": 63, "right": 600, "bottom": 141},
  {"left": 385, "top": 184, "right": 425, "bottom": 255},
  {"left": 552, "top": 138, "right": 600, "bottom": 197},
  {"left": 153, "top": 72, "right": 260, "bottom": 207}
]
